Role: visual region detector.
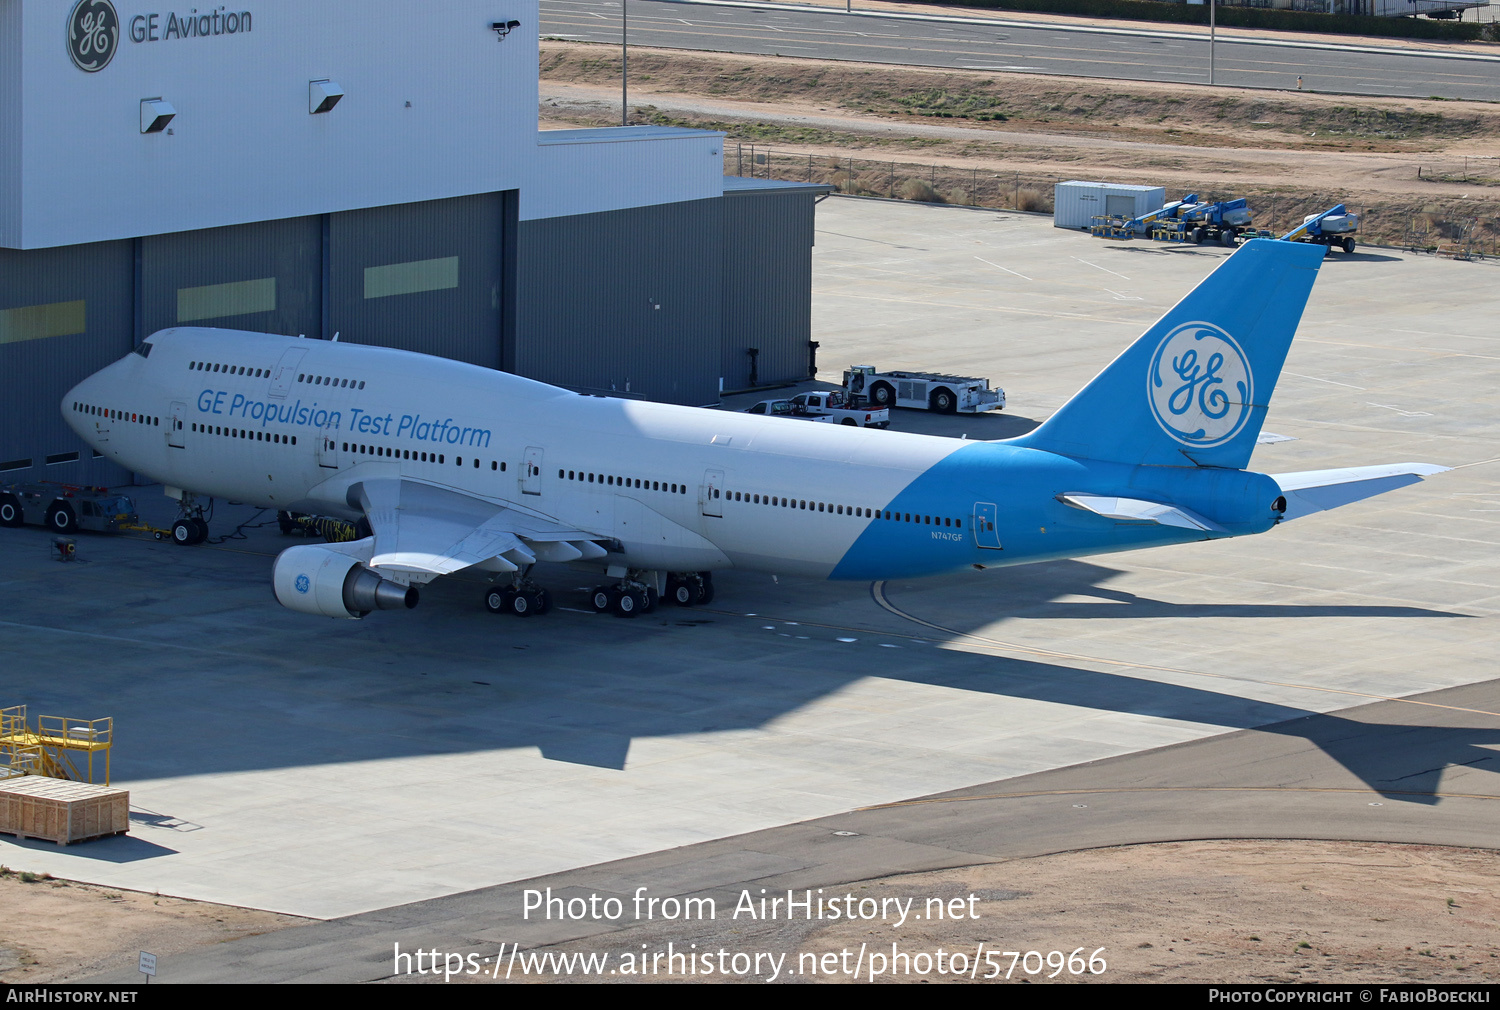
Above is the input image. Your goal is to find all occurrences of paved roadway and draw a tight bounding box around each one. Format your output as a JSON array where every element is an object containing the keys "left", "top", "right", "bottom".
[{"left": 541, "top": 0, "right": 1500, "bottom": 100}]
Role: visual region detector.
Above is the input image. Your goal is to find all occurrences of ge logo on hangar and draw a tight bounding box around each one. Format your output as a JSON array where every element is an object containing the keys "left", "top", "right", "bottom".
[{"left": 68, "top": 0, "right": 119, "bottom": 73}]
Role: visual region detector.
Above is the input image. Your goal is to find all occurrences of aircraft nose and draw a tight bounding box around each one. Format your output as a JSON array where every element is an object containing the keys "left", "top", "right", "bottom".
[{"left": 62, "top": 371, "right": 107, "bottom": 438}]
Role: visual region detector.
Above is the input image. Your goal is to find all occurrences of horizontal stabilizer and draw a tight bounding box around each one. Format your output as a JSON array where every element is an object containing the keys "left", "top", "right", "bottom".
[
  {"left": 1058, "top": 494, "right": 1226, "bottom": 533},
  {"left": 1272, "top": 463, "right": 1449, "bottom": 521}
]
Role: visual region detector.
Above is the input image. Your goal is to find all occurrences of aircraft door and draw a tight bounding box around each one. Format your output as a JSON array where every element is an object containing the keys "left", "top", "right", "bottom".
[
  {"left": 317, "top": 418, "right": 341, "bottom": 468},
  {"left": 700, "top": 469, "right": 724, "bottom": 517},
  {"left": 168, "top": 402, "right": 186, "bottom": 448},
  {"left": 973, "top": 502, "right": 1002, "bottom": 550},
  {"left": 521, "top": 447, "right": 543, "bottom": 495},
  {"left": 269, "top": 348, "right": 306, "bottom": 399}
]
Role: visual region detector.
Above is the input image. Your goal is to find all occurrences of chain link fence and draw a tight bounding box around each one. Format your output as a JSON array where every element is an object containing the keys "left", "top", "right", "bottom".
[{"left": 725, "top": 143, "right": 1499, "bottom": 258}]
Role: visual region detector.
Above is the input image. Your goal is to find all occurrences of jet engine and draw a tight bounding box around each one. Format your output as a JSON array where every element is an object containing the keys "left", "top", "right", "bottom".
[{"left": 272, "top": 544, "right": 418, "bottom": 619}]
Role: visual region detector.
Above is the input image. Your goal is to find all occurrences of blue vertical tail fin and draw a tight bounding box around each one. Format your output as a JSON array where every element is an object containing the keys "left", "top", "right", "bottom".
[{"left": 1010, "top": 239, "right": 1326, "bottom": 469}]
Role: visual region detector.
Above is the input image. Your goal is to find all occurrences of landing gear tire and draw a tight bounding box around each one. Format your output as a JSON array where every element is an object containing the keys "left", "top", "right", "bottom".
[
  {"left": 277, "top": 510, "right": 298, "bottom": 535},
  {"left": 643, "top": 587, "right": 658, "bottom": 613},
  {"left": 0, "top": 495, "right": 21, "bottom": 528},
  {"left": 668, "top": 579, "right": 695, "bottom": 607},
  {"left": 48, "top": 505, "right": 78, "bottom": 534},
  {"left": 172, "top": 519, "right": 196, "bottom": 545},
  {"left": 534, "top": 588, "right": 552, "bottom": 615},
  {"left": 192, "top": 518, "right": 209, "bottom": 544},
  {"left": 509, "top": 590, "right": 539, "bottom": 618},
  {"left": 592, "top": 586, "right": 616, "bottom": 613},
  {"left": 484, "top": 587, "right": 513, "bottom": 614},
  {"left": 613, "top": 588, "right": 647, "bottom": 618},
  {"left": 696, "top": 574, "right": 716, "bottom": 606}
]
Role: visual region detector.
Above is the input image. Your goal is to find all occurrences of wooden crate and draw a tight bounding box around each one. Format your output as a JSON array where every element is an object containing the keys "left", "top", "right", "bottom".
[{"left": 0, "top": 777, "right": 129, "bottom": 846}]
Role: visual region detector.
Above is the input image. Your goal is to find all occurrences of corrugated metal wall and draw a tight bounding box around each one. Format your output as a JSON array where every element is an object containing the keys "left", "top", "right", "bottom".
[
  {"left": 2, "top": 186, "right": 817, "bottom": 489},
  {"left": 329, "top": 193, "right": 507, "bottom": 368},
  {"left": 721, "top": 187, "right": 818, "bottom": 392},
  {"left": 516, "top": 198, "right": 724, "bottom": 405},
  {"left": 0, "top": 240, "right": 133, "bottom": 487},
  {"left": 141, "top": 217, "right": 322, "bottom": 339}
]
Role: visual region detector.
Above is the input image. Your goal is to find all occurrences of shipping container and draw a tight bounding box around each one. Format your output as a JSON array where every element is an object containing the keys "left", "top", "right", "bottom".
[{"left": 1054, "top": 182, "right": 1167, "bottom": 230}]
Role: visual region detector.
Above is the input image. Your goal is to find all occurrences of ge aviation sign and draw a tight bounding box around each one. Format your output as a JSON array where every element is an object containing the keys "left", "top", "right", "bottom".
[{"left": 68, "top": 0, "right": 120, "bottom": 72}]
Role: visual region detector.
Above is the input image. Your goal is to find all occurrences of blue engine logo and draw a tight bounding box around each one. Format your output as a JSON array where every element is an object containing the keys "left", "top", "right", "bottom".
[
  {"left": 68, "top": 0, "right": 119, "bottom": 72},
  {"left": 1148, "top": 322, "right": 1253, "bottom": 448},
  {"left": 294, "top": 574, "right": 310, "bottom": 595}
]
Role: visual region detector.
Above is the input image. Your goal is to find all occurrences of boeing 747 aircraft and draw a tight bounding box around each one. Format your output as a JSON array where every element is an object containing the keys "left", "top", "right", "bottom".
[{"left": 57, "top": 239, "right": 1444, "bottom": 619}]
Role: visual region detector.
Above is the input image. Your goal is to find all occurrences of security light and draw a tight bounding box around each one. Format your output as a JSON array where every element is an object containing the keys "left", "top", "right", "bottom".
[
  {"left": 140, "top": 98, "right": 175, "bottom": 134},
  {"left": 309, "top": 80, "right": 344, "bottom": 115}
]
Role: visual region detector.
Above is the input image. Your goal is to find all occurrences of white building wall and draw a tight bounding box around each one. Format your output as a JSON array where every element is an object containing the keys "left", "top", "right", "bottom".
[
  {"left": 523, "top": 127, "right": 726, "bottom": 222},
  {"left": 3, "top": 0, "right": 538, "bottom": 249},
  {"left": 0, "top": 1, "right": 20, "bottom": 245}
]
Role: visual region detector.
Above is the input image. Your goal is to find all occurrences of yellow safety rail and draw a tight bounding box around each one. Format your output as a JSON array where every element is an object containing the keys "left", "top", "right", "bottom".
[{"left": 0, "top": 706, "right": 113, "bottom": 785}]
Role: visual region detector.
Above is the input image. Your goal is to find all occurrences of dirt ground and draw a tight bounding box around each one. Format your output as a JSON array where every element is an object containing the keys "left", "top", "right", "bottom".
[
  {"left": 540, "top": 41, "right": 1500, "bottom": 249},
  {"left": 0, "top": 866, "right": 308, "bottom": 983},
  {"left": 5, "top": 841, "right": 1495, "bottom": 983}
]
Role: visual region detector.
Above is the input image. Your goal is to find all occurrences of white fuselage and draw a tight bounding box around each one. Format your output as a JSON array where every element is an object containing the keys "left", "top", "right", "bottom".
[{"left": 64, "top": 328, "right": 978, "bottom": 579}]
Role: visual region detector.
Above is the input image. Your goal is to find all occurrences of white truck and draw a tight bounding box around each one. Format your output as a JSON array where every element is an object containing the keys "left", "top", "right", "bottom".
[
  {"left": 743, "top": 399, "right": 836, "bottom": 423},
  {"left": 842, "top": 365, "right": 1004, "bottom": 414},
  {"left": 788, "top": 391, "right": 890, "bottom": 428}
]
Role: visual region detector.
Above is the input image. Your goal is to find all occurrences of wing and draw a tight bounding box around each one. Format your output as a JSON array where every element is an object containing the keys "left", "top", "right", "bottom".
[
  {"left": 352, "top": 477, "right": 607, "bottom": 577},
  {"left": 1271, "top": 463, "right": 1449, "bottom": 521}
]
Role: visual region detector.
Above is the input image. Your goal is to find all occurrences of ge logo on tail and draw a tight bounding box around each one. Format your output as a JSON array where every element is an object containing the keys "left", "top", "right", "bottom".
[{"left": 1147, "top": 322, "right": 1253, "bottom": 447}]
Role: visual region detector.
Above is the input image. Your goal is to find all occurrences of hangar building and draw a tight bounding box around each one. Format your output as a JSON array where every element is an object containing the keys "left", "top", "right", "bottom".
[{"left": 0, "top": 0, "right": 822, "bottom": 487}]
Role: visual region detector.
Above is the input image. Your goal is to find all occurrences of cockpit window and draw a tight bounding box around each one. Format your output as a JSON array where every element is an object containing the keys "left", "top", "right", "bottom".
[{"left": 132, "top": 342, "right": 154, "bottom": 359}]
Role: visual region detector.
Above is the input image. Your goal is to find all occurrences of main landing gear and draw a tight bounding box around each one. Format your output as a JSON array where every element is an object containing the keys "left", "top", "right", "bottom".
[
  {"left": 590, "top": 571, "right": 714, "bottom": 618},
  {"left": 483, "top": 576, "right": 553, "bottom": 618},
  {"left": 170, "top": 493, "right": 210, "bottom": 546}
]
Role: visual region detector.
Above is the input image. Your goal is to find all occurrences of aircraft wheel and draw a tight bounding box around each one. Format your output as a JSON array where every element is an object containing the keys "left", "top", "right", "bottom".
[
  {"left": 668, "top": 579, "right": 695, "bottom": 607},
  {"left": 47, "top": 505, "right": 78, "bottom": 534},
  {"left": 613, "top": 589, "right": 645, "bottom": 618},
  {"left": 591, "top": 586, "right": 615, "bottom": 613},
  {"left": 277, "top": 511, "right": 297, "bottom": 535},
  {"left": 510, "top": 590, "right": 538, "bottom": 618},
  {"left": 484, "top": 587, "right": 513, "bottom": 614},
  {"left": 0, "top": 495, "right": 22, "bottom": 527},
  {"left": 192, "top": 518, "right": 209, "bottom": 544},
  {"left": 534, "top": 588, "right": 552, "bottom": 615},
  {"left": 695, "top": 573, "right": 715, "bottom": 606},
  {"left": 643, "top": 587, "right": 658, "bottom": 613},
  {"left": 172, "top": 519, "right": 196, "bottom": 545}
]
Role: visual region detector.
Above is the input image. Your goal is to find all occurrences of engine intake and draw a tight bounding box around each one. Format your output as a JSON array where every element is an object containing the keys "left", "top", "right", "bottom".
[{"left": 273, "top": 545, "right": 418, "bottom": 619}]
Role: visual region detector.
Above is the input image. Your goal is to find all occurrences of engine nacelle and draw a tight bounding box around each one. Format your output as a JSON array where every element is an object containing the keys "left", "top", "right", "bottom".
[{"left": 272, "top": 545, "right": 418, "bottom": 619}]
